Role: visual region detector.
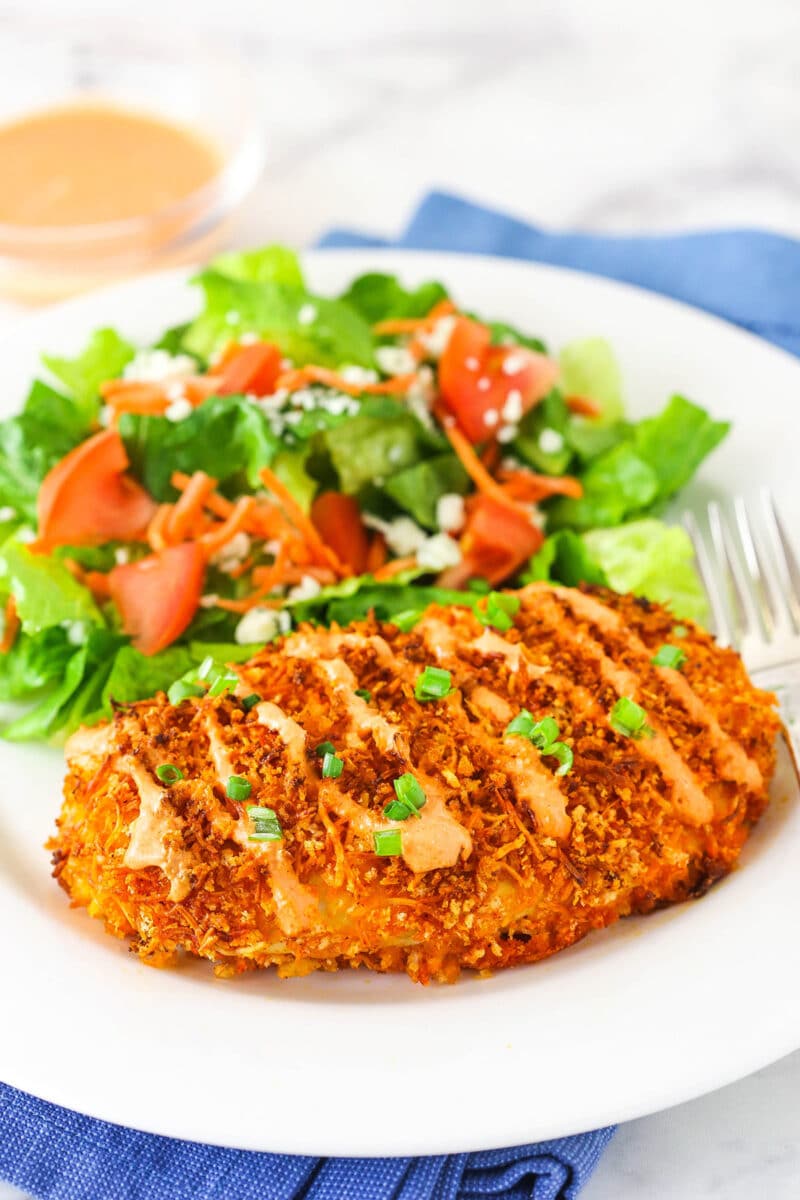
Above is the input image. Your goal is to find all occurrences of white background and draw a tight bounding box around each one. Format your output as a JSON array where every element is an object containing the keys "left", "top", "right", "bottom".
[{"left": 1, "top": 1, "right": 799, "bottom": 1196}]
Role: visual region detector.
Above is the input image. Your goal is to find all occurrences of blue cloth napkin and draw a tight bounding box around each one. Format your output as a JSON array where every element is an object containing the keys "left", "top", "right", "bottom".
[
  {"left": 7, "top": 188, "right": 800, "bottom": 1200},
  {"left": 320, "top": 190, "right": 800, "bottom": 358}
]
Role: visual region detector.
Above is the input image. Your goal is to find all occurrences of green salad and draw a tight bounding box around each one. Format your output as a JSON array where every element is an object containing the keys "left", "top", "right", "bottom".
[{"left": 0, "top": 244, "right": 728, "bottom": 742}]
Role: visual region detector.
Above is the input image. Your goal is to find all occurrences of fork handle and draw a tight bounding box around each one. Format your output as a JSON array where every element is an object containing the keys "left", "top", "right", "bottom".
[{"left": 754, "top": 662, "right": 800, "bottom": 769}]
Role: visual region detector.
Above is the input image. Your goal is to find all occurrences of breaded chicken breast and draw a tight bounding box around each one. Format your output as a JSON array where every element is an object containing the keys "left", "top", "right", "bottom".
[{"left": 50, "top": 584, "right": 780, "bottom": 983}]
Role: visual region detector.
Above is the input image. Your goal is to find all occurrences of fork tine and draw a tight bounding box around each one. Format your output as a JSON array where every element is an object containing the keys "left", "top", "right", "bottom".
[
  {"left": 713, "top": 500, "right": 769, "bottom": 645},
  {"left": 732, "top": 496, "right": 775, "bottom": 638},
  {"left": 683, "top": 509, "right": 734, "bottom": 647},
  {"left": 760, "top": 490, "right": 800, "bottom": 631}
]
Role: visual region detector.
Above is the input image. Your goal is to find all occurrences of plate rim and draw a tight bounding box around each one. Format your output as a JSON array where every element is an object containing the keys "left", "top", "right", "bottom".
[{"left": 0, "top": 247, "right": 798, "bottom": 1156}]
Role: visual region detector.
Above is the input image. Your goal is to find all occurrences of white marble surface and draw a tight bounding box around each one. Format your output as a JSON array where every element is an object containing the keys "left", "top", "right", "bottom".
[{"left": 1, "top": 1, "right": 799, "bottom": 1196}]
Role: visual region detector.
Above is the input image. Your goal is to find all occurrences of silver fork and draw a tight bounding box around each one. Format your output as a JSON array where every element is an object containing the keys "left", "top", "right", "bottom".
[{"left": 684, "top": 490, "right": 800, "bottom": 766}]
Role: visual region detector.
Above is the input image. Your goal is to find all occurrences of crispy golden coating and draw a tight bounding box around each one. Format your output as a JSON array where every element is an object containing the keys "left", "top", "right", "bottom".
[{"left": 50, "top": 585, "right": 780, "bottom": 983}]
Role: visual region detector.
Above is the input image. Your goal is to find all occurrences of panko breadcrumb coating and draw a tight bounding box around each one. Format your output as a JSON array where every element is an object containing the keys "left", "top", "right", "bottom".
[{"left": 50, "top": 584, "right": 780, "bottom": 983}]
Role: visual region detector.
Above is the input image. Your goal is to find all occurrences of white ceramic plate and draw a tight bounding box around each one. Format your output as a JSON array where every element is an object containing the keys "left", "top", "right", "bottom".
[{"left": 1, "top": 251, "right": 798, "bottom": 1158}]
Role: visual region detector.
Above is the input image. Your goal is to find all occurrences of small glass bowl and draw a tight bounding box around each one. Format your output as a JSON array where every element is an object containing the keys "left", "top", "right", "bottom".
[{"left": 0, "top": 16, "right": 266, "bottom": 302}]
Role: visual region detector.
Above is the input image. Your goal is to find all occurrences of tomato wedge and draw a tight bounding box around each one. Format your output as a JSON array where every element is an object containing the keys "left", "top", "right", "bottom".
[
  {"left": 438, "top": 317, "right": 559, "bottom": 444},
  {"left": 36, "top": 429, "right": 157, "bottom": 551},
  {"left": 109, "top": 542, "right": 206, "bottom": 656},
  {"left": 215, "top": 341, "right": 282, "bottom": 396},
  {"left": 441, "top": 495, "right": 543, "bottom": 588},
  {"left": 310, "top": 491, "right": 370, "bottom": 574}
]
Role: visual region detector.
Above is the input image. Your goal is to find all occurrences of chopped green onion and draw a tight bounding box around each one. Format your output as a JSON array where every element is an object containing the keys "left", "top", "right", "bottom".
[
  {"left": 673, "top": 623, "right": 688, "bottom": 637},
  {"left": 315, "top": 740, "right": 336, "bottom": 758},
  {"left": 391, "top": 773, "right": 427, "bottom": 819},
  {"left": 322, "top": 752, "right": 344, "bottom": 779},
  {"left": 226, "top": 775, "right": 252, "bottom": 801},
  {"left": 247, "top": 805, "right": 283, "bottom": 842},
  {"left": 652, "top": 644, "right": 687, "bottom": 669},
  {"left": 477, "top": 590, "right": 521, "bottom": 632},
  {"left": 196, "top": 655, "right": 216, "bottom": 681},
  {"left": 528, "top": 716, "right": 560, "bottom": 750},
  {"left": 355, "top": 688, "right": 372, "bottom": 702},
  {"left": 374, "top": 829, "right": 402, "bottom": 857},
  {"left": 241, "top": 693, "right": 261, "bottom": 712},
  {"left": 209, "top": 668, "right": 240, "bottom": 698},
  {"left": 383, "top": 799, "right": 414, "bottom": 821},
  {"left": 610, "top": 696, "right": 653, "bottom": 739},
  {"left": 414, "top": 666, "right": 453, "bottom": 702},
  {"left": 156, "top": 763, "right": 184, "bottom": 785},
  {"left": 505, "top": 709, "right": 535, "bottom": 738},
  {"left": 543, "top": 742, "right": 574, "bottom": 777},
  {"left": 167, "top": 678, "right": 204, "bottom": 705}
]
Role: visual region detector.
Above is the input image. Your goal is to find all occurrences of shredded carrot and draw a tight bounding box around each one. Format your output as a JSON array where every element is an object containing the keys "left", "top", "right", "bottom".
[
  {"left": 228, "top": 555, "right": 255, "bottom": 580},
  {"left": 83, "top": 570, "right": 112, "bottom": 600},
  {"left": 372, "top": 298, "right": 456, "bottom": 336},
  {"left": 565, "top": 394, "right": 603, "bottom": 417},
  {"left": 0, "top": 595, "right": 19, "bottom": 654},
  {"left": 440, "top": 416, "right": 525, "bottom": 514},
  {"left": 101, "top": 376, "right": 218, "bottom": 416},
  {"left": 172, "top": 471, "right": 235, "bottom": 519},
  {"left": 199, "top": 497, "right": 256, "bottom": 557},
  {"left": 258, "top": 466, "right": 347, "bottom": 577},
  {"left": 147, "top": 504, "right": 174, "bottom": 552},
  {"left": 365, "top": 532, "right": 388, "bottom": 573},
  {"left": 498, "top": 468, "right": 584, "bottom": 501},
  {"left": 373, "top": 556, "right": 417, "bottom": 581},
  {"left": 275, "top": 365, "right": 418, "bottom": 398},
  {"left": 480, "top": 440, "right": 501, "bottom": 472},
  {"left": 167, "top": 471, "right": 218, "bottom": 543}
]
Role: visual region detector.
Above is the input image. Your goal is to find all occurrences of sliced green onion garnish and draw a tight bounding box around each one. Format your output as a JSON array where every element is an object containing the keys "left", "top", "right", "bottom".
[
  {"left": 383, "top": 799, "right": 413, "bottom": 821},
  {"left": 241, "top": 693, "right": 261, "bottom": 712},
  {"left": 610, "top": 696, "right": 653, "bottom": 739},
  {"left": 355, "top": 688, "right": 372, "bottom": 702},
  {"left": 196, "top": 655, "right": 216, "bottom": 681},
  {"left": 506, "top": 711, "right": 573, "bottom": 775},
  {"left": 505, "top": 709, "right": 535, "bottom": 738},
  {"left": 226, "top": 775, "right": 252, "bottom": 801},
  {"left": 315, "top": 740, "right": 336, "bottom": 758},
  {"left": 156, "top": 763, "right": 184, "bottom": 785},
  {"left": 322, "top": 752, "right": 344, "bottom": 779},
  {"left": 673, "top": 623, "right": 688, "bottom": 637},
  {"left": 247, "top": 804, "right": 283, "bottom": 842},
  {"left": 543, "top": 742, "right": 574, "bottom": 777},
  {"left": 651, "top": 644, "right": 687, "bottom": 670},
  {"left": 390, "top": 773, "right": 427, "bottom": 819},
  {"left": 477, "top": 590, "right": 520, "bottom": 632},
  {"left": 167, "top": 678, "right": 205, "bottom": 705},
  {"left": 209, "top": 668, "right": 240, "bottom": 698},
  {"left": 529, "top": 716, "right": 560, "bottom": 750},
  {"left": 374, "top": 829, "right": 402, "bottom": 857},
  {"left": 414, "top": 666, "right": 452, "bottom": 702}
]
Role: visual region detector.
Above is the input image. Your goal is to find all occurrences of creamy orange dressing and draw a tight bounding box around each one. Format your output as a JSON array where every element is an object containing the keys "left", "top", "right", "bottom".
[
  {"left": 64, "top": 722, "right": 117, "bottom": 769},
  {"left": 120, "top": 757, "right": 193, "bottom": 901},
  {"left": 548, "top": 587, "right": 763, "bottom": 791},
  {"left": 0, "top": 103, "right": 219, "bottom": 227}
]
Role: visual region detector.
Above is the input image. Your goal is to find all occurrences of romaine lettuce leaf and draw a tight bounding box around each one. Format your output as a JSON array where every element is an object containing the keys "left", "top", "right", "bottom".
[
  {"left": 0, "top": 380, "right": 94, "bottom": 521},
  {"left": 0, "top": 625, "right": 74, "bottom": 702},
  {"left": 559, "top": 338, "right": 624, "bottom": 425},
  {"left": 42, "top": 328, "right": 135, "bottom": 425},
  {"left": 582, "top": 520, "right": 708, "bottom": 620},
  {"left": 527, "top": 519, "right": 708, "bottom": 622},
  {"left": 340, "top": 273, "right": 448, "bottom": 324},
  {"left": 288, "top": 571, "right": 478, "bottom": 628},
  {"left": 0, "top": 540, "right": 104, "bottom": 633},
  {"left": 383, "top": 454, "right": 469, "bottom": 529},
  {"left": 513, "top": 391, "right": 573, "bottom": 476},
  {"left": 546, "top": 443, "right": 660, "bottom": 531},
  {"left": 119, "top": 395, "right": 280, "bottom": 500},
  {"left": 322, "top": 409, "right": 425, "bottom": 494},
  {"left": 182, "top": 269, "right": 375, "bottom": 368},
  {"left": 632, "top": 395, "right": 730, "bottom": 500},
  {"left": 209, "top": 245, "right": 305, "bottom": 288}
]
